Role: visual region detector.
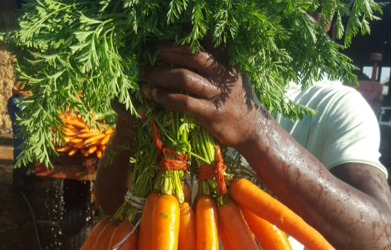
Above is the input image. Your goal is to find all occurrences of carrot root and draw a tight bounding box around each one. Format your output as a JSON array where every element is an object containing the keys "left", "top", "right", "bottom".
[{"left": 230, "top": 178, "right": 335, "bottom": 250}]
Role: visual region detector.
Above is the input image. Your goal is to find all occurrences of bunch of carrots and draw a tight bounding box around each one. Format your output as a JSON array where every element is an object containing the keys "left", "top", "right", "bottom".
[
  {"left": 81, "top": 109, "right": 335, "bottom": 250},
  {"left": 81, "top": 178, "right": 335, "bottom": 250},
  {"left": 54, "top": 112, "right": 114, "bottom": 159}
]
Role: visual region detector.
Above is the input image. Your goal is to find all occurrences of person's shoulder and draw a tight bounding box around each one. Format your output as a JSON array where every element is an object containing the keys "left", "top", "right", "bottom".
[
  {"left": 304, "top": 79, "right": 365, "bottom": 108},
  {"left": 308, "top": 79, "right": 358, "bottom": 97},
  {"left": 287, "top": 79, "right": 362, "bottom": 111}
]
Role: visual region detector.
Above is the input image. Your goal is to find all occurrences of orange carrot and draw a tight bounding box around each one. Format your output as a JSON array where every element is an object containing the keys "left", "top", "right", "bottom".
[
  {"left": 151, "top": 195, "right": 180, "bottom": 250},
  {"left": 85, "top": 134, "right": 105, "bottom": 145},
  {"left": 182, "top": 181, "right": 192, "bottom": 205},
  {"left": 88, "top": 145, "right": 98, "bottom": 154},
  {"left": 65, "top": 131, "right": 77, "bottom": 137},
  {"left": 62, "top": 127, "right": 77, "bottom": 136},
  {"left": 56, "top": 145, "right": 72, "bottom": 153},
  {"left": 70, "top": 138, "right": 84, "bottom": 144},
  {"left": 80, "top": 128, "right": 99, "bottom": 133},
  {"left": 63, "top": 137, "right": 73, "bottom": 143},
  {"left": 83, "top": 150, "right": 90, "bottom": 157},
  {"left": 73, "top": 142, "right": 86, "bottom": 149},
  {"left": 100, "top": 134, "right": 111, "bottom": 145},
  {"left": 230, "top": 179, "right": 335, "bottom": 250},
  {"left": 68, "top": 148, "right": 78, "bottom": 156},
  {"left": 179, "top": 202, "right": 196, "bottom": 250},
  {"left": 218, "top": 220, "right": 236, "bottom": 250},
  {"left": 61, "top": 127, "right": 74, "bottom": 134},
  {"left": 91, "top": 221, "right": 119, "bottom": 250},
  {"left": 242, "top": 207, "right": 293, "bottom": 250},
  {"left": 64, "top": 118, "right": 87, "bottom": 129},
  {"left": 80, "top": 216, "right": 111, "bottom": 250},
  {"left": 77, "top": 132, "right": 102, "bottom": 138},
  {"left": 96, "top": 149, "right": 102, "bottom": 158},
  {"left": 108, "top": 221, "right": 137, "bottom": 250},
  {"left": 138, "top": 192, "right": 160, "bottom": 250},
  {"left": 105, "top": 128, "right": 114, "bottom": 135},
  {"left": 118, "top": 231, "right": 138, "bottom": 250},
  {"left": 217, "top": 198, "right": 259, "bottom": 250},
  {"left": 196, "top": 196, "right": 219, "bottom": 250},
  {"left": 65, "top": 124, "right": 79, "bottom": 131}
]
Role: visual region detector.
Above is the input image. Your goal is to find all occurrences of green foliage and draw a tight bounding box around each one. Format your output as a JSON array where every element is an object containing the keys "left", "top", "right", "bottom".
[{"left": 0, "top": 0, "right": 383, "bottom": 167}]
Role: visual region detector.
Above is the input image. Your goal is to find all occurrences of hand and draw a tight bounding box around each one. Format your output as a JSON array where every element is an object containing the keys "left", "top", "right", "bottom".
[
  {"left": 304, "top": 0, "right": 335, "bottom": 33},
  {"left": 12, "top": 81, "right": 31, "bottom": 97},
  {"left": 141, "top": 42, "right": 267, "bottom": 148}
]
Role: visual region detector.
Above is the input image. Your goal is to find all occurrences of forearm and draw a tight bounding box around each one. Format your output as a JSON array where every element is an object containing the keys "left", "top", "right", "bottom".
[
  {"left": 95, "top": 116, "right": 136, "bottom": 215},
  {"left": 237, "top": 114, "right": 391, "bottom": 250}
]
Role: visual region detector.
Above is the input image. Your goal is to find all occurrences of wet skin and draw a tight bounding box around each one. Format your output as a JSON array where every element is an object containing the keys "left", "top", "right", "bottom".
[
  {"left": 138, "top": 42, "right": 391, "bottom": 250},
  {"left": 95, "top": 42, "right": 391, "bottom": 249}
]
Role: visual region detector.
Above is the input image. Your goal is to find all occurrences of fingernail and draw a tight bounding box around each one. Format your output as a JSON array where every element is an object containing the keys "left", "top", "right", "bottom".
[{"left": 141, "top": 84, "right": 151, "bottom": 97}]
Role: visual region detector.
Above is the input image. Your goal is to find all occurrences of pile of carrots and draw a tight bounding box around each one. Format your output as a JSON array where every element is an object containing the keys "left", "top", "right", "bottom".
[
  {"left": 54, "top": 112, "right": 114, "bottom": 158},
  {"left": 81, "top": 178, "right": 335, "bottom": 250}
]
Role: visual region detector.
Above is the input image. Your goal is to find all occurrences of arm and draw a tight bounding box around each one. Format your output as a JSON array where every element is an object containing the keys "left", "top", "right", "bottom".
[
  {"left": 95, "top": 102, "right": 137, "bottom": 215},
  {"left": 140, "top": 42, "right": 391, "bottom": 249},
  {"left": 238, "top": 116, "right": 391, "bottom": 250}
]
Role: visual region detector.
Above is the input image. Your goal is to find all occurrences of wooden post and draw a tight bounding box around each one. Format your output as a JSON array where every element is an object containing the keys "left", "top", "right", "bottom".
[{"left": 370, "top": 53, "right": 383, "bottom": 81}]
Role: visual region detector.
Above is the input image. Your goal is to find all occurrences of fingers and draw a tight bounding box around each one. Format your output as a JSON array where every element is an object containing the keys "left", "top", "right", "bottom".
[
  {"left": 200, "top": 35, "right": 229, "bottom": 63},
  {"left": 153, "top": 42, "right": 230, "bottom": 79},
  {"left": 141, "top": 66, "right": 220, "bottom": 99},
  {"left": 144, "top": 86, "right": 214, "bottom": 120}
]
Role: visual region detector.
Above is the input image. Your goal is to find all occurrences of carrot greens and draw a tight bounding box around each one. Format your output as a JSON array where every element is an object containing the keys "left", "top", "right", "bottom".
[{"left": 0, "top": 0, "right": 384, "bottom": 170}]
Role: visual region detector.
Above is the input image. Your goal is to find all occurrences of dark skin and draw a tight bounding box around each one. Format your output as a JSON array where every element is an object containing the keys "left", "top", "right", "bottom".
[
  {"left": 137, "top": 42, "right": 391, "bottom": 249},
  {"left": 95, "top": 101, "right": 137, "bottom": 215}
]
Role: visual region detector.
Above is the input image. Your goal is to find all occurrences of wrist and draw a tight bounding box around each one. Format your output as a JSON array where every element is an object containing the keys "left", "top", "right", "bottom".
[{"left": 234, "top": 107, "right": 272, "bottom": 160}]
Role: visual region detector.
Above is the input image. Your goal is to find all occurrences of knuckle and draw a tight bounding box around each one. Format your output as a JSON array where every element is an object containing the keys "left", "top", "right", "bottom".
[
  {"left": 173, "top": 69, "right": 191, "bottom": 87},
  {"left": 195, "top": 50, "right": 210, "bottom": 63},
  {"left": 183, "top": 97, "right": 194, "bottom": 111}
]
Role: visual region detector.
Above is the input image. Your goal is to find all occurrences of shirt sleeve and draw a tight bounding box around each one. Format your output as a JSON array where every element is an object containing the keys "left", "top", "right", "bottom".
[{"left": 318, "top": 87, "right": 388, "bottom": 178}]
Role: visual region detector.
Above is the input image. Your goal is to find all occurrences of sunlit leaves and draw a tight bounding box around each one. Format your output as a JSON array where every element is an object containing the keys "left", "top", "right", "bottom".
[{"left": 0, "top": 0, "right": 384, "bottom": 167}]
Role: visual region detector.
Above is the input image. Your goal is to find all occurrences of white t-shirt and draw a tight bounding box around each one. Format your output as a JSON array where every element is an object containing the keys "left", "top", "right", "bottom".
[
  {"left": 278, "top": 79, "right": 388, "bottom": 250},
  {"left": 279, "top": 79, "right": 387, "bottom": 177}
]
